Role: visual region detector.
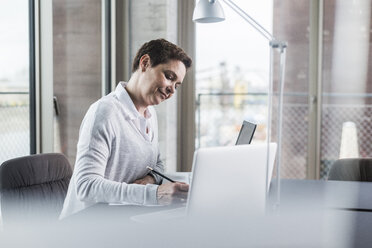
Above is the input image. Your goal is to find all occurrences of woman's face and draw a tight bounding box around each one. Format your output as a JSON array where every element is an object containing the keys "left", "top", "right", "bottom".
[{"left": 138, "top": 56, "right": 187, "bottom": 106}]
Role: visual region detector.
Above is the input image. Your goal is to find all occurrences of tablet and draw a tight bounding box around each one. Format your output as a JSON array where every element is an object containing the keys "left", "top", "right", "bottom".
[{"left": 235, "top": 120, "right": 257, "bottom": 145}]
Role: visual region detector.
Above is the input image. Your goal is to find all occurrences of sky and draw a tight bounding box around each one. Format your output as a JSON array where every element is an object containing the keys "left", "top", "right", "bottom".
[
  {"left": 0, "top": 0, "right": 29, "bottom": 83},
  {"left": 195, "top": 0, "right": 273, "bottom": 85}
]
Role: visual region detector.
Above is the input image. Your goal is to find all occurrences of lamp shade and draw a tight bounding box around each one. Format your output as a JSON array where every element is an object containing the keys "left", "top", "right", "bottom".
[{"left": 193, "top": 0, "right": 225, "bottom": 23}]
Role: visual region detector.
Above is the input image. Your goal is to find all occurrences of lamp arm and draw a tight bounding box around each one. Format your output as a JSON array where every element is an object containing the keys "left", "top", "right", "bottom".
[
  {"left": 273, "top": 47, "right": 287, "bottom": 209},
  {"left": 221, "top": 0, "right": 274, "bottom": 42}
]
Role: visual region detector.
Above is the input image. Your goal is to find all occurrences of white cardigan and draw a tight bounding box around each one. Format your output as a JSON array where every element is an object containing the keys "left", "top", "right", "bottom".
[{"left": 60, "top": 82, "right": 164, "bottom": 219}]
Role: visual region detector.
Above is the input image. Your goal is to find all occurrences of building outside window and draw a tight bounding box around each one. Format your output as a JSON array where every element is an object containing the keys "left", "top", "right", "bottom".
[
  {"left": 0, "top": 0, "right": 30, "bottom": 164},
  {"left": 195, "top": 0, "right": 372, "bottom": 179}
]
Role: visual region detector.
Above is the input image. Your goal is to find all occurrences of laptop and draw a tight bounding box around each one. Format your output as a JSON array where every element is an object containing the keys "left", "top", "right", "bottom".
[
  {"left": 131, "top": 143, "right": 277, "bottom": 222},
  {"left": 235, "top": 120, "right": 257, "bottom": 145},
  {"left": 187, "top": 143, "right": 276, "bottom": 217}
]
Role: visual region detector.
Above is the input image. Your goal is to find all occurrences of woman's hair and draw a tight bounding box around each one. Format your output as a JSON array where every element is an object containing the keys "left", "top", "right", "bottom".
[{"left": 131, "top": 38, "right": 192, "bottom": 73}]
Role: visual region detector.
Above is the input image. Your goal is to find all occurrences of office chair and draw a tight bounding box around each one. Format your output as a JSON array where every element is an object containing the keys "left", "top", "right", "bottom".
[
  {"left": 0, "top": 153, "right": 72, "bottom": 225},
  {"left": 327, "top": 158, "right": 372, "bottom": 182}
]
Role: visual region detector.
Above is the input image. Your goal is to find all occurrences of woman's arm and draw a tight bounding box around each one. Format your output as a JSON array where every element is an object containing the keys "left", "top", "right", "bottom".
[{"left": 74, "top": 102, "right": 158, "bottom": 205}]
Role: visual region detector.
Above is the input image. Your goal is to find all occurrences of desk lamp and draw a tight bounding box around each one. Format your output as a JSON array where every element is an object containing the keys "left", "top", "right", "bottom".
[{"left": 193, "top": 0, "right": 287, "bottom": 209}]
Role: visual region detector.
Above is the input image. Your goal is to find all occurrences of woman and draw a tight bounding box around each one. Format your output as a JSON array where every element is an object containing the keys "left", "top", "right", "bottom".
[{"left": 60, "top": 39, "right": 192, "bottom": 219}]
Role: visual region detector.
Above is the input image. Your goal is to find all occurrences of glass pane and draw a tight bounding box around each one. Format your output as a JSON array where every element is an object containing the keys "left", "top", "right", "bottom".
[
  {"left": 195, "top": 0, "right": 310, "bottom": 179},
  {"left": 272, "top": 0, "right": 310, "bottom": 179},
  {"left": 0, "top": 0, "right": 30, "bottom": 163},
  {"left": 321, "top": 0, "right": 372, "bottom": 179},
  {"left": 53, "top": 0, "right": 102, "bottom": 165},
  {"left": 195, "top": 0, "right": 272, "bottom": 148}
]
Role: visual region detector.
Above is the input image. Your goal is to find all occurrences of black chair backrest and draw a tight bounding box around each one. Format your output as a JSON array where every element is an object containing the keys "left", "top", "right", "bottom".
[
  {"left": 0, "top": 153, "right": 72, "bottom": 224},
  {"left": 327, "top": 158, "right": 372, "bottom": 182}
]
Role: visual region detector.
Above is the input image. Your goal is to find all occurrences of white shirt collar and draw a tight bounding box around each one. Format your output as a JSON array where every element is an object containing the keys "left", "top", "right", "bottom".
[{"left": 115, "top": 81, "right": 152, "bottom": 120}]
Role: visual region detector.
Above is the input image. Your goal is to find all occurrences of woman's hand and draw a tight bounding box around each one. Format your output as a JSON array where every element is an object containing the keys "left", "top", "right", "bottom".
[
  {"left": 133, "top": 175, "right": 156, "bottom": 185},
  {"left": 157, "top": 182, "right": 189, "bottom": 205}
]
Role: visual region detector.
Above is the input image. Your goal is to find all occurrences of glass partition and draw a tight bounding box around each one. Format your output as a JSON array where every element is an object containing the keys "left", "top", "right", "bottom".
[
  {"left": 320, "top": 0, "right": 372, "bottom": 178},
  {"left": 0, "top": 0, "right": 30, "bottom": 164},
  {"left": 195, "top": 0, "right": 310, "bottom": 179}
]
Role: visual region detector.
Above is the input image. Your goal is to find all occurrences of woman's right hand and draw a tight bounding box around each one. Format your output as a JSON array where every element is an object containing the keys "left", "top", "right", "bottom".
[{"left": 157, "top": 182, "right": 189, "bottom": 205}]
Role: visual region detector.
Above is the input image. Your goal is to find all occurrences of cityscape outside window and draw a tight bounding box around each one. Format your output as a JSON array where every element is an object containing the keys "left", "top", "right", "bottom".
[
  {"left": 0, "top": 0, "right": 30, "bottom": 164},
  {"left": 195, "top": 0, "right": 272, "bottom": 150},
  {"left": 1, "top": 1, "right": 372, "bottom": 179},
  {"left": 195, "top": 0, "right": 372, "bottom": 179}
]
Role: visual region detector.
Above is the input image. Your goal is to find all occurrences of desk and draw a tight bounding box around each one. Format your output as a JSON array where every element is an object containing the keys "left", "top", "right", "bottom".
[
  {"left": 3, "top": 179, "right": 372, "bottom": 248},
  {"left": 267, "top": 179, "right": 372, "bottom": 248},
  {"left": 268, "top": 178, "right": 372, "bottom": 211}
]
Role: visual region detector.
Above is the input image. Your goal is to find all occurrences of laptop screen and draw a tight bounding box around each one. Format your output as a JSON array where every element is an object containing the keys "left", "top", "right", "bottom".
[{"left": 235, "top": 120, "right": 257, "bottom": 145}]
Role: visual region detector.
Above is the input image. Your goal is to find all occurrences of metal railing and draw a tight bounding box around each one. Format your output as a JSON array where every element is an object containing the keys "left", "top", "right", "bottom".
[
  {"left": 0, "top": 92, "right": 29, "bottom": 95},
  {"left": 196, "top": 92, "right": 372, "bottom": 179},
  {"left": 0, "top": 92, "right": 30, "bottom": 164},
  {"left": 3, "top": 90, "right": 372, "bottom": 179}
]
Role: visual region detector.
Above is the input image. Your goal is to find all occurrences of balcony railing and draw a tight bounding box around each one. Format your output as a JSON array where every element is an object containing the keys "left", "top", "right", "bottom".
[
  {"left": 196, "top": 92, "right": 372, "bottom": 179},
  {"left": 0, "top": 92, "right": 30, "bottom": 164}
]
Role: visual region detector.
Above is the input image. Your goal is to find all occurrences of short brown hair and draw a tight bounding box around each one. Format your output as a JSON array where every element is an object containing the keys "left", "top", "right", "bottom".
[{"left": 131, "top": 39, "right": 192, "bottom": 73}]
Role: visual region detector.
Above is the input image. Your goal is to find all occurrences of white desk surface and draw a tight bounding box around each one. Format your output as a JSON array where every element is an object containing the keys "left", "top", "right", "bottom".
[
  {"left": 269, "top": 178, "right": 372, "bottom": 211},
  {"left": 4, "top": 178, "right": 372, "bottom": 248}
]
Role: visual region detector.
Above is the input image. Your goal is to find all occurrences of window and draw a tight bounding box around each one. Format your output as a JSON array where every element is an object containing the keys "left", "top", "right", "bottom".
[
  {"left": 320, "top": 0, "right": 372, "bottom": 178},
  {"left": 0, "top": 0, "right": 31, "bottom": 163},
  {"left": 195, "top": 0, "right": 273, "bottom": 149},
  {"left": 195, "top": 0, "right": 372, "bottom": 179}
]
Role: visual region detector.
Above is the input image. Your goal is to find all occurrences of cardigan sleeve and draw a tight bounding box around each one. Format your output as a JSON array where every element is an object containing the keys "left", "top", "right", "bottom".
[
  {"left": 74, "top": 102, "right": 158, "bottom": 206},
  {"left": 148, "top": 151, "right": 164, "bottom": 184}
]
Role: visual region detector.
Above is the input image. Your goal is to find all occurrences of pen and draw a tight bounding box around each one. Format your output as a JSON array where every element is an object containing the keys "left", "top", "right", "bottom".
[{"left": 146, "top": 166, "right": 175, "bottom": 183}]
